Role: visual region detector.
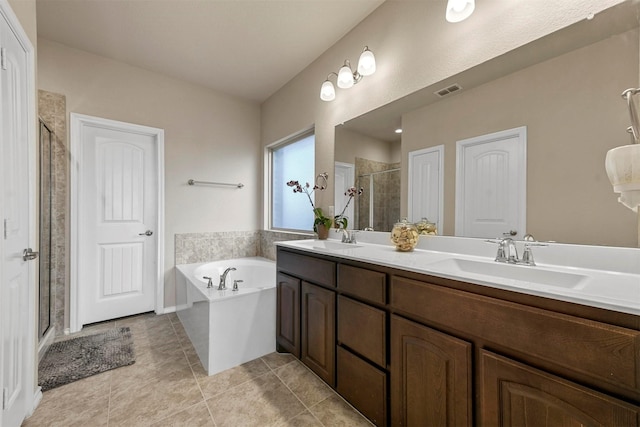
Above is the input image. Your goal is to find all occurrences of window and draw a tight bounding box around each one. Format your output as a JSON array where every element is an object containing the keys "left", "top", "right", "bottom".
[{"left": 270, "top": 130, "right": 315, "bottom": 231}]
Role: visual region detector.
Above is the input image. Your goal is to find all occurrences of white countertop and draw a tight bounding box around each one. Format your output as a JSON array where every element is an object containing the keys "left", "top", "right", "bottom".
[{"left": 276, "top": 237, "right": 640, "bottom": 316}]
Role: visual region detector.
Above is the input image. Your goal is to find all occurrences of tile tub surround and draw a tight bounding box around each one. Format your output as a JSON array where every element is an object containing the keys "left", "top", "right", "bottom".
[
  {"left": 174, "top": 230, "right": 313, "bottom": 264},
  {"left": 24, "top": 312, "right": 372, "bottom": 426}
]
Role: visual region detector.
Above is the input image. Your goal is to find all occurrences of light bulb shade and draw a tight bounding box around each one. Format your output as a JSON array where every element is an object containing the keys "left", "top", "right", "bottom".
[
  {"left": 605, "top": 144, "right": 640, "bottom": 212},
  {"left": 446, "top": 0, "right": 475, "bottom": 23},
  {"left": 337, "top": 64, "right": 355, "bottom": 89},
  {"left": 357, "top": 48, "right": 376, "bottom": 76},
  {"left": 320, "top": 80, "right": 336, "bottom": 101}
]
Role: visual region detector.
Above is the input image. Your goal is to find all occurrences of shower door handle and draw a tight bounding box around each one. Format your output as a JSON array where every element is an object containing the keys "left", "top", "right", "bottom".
[
  {"left": 22, "top": 248, "right": 38, "bottom": 261},
  {"left": 139, "top": 230, "right": 153, "bottom": 236}
]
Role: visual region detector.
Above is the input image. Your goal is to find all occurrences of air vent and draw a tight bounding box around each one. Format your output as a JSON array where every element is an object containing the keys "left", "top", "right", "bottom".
[{"left": 434, "top": 83, "right": 462, "bottom": 98}]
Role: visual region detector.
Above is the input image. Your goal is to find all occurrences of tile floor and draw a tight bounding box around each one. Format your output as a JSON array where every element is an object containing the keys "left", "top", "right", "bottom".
[{"left": 24, "top": 312, "right": 372, "bottom": 426}]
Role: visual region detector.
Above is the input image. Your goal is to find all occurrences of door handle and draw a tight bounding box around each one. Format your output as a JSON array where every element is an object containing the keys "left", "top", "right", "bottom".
[
  {"left": 503, "top": 230, "right": 517, "bottom": 236},
  {"left": 22, "top": 248, "right": 38, "bottom": 261},
  {"left": 139, "top": 230, "right": 153, "bottom": 236}
]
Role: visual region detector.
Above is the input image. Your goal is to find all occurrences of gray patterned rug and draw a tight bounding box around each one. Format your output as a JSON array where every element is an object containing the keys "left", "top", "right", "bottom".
[{"left": 38, "top": 327, "right": 135, "bottom": 392}]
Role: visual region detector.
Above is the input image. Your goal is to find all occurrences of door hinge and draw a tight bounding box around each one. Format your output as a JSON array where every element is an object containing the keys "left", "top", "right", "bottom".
[
  {"left": 2, "top": 387, "right": 7, "bottom": 410},
  {"left": 1, "top": 47, "right": 6, "bottom": 70},
  {"left": 3, "top": 219, "right": 7, "bottom": 240}
]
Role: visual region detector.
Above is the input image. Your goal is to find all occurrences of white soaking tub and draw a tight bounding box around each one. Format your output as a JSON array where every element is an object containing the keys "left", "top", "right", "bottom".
[{"left": 175, "top": 257, "right": 276, "bottom": 375}]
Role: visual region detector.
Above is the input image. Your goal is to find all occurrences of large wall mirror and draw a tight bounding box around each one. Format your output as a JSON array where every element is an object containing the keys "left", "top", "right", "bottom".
[{"left": 335, "top": 1, "right": 639, "bottom": 248}]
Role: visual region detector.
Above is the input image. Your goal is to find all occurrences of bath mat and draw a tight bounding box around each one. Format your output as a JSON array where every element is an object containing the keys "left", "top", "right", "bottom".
[{"left": 38, "top": 327, "right": 135, "bottom": 392}]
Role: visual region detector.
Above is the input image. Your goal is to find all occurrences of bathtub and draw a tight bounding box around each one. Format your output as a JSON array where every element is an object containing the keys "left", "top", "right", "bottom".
[{"left": 175, "top": 257, "right": 276, "bottom": 375}]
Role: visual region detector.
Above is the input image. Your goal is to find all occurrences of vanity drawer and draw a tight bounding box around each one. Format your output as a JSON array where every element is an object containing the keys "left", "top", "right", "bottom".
[
  {"left": 391, "top": 275, "right": 640, "bottom": 395},
  {"left": 337, "top": 346, "right": 387, "bottom": 426},
  {"left": 277, "top": 250, "right": 336, "bottom": 288},
  {"left": 338, "top": 295, "right": 386, "bottom": 367},
  {"left": 338, "top": 264, "right": 386, "bottom": 304}
]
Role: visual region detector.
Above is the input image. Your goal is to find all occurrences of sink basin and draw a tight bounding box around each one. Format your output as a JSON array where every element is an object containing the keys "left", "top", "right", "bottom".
[
  {"left": 294, "top": 240, "right": 362, "bottom": 251},
  {"left": 428, "top": 258, "right": 588, "bottom": 289}
]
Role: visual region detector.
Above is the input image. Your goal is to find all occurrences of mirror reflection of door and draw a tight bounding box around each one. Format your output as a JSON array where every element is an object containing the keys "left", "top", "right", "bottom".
[
  {"left": 408, "top": 145, "right": 444, "bottom": 233},
  {"left": 334, "top": 162, "right": 355, "bottom": 228},
  {"left": 455, "top": 126, "right": 527, "bottom": 238}
]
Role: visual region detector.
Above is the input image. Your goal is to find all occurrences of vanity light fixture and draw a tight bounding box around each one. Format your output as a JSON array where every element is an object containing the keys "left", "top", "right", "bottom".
[
  {"left": 446, "top": 0, "right": 475, "bottom": 23},
  {"left": 320, "top": 46, "right": 376, "bottom": 102},
  {"left": 605, "top": 88, "right": 640, "bottom": 212}
]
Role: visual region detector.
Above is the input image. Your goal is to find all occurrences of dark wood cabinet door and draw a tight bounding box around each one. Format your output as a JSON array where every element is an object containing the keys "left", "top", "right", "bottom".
[
  {"left": 391, "top": 315, "right": 472, "bottom": 427},
  {"left": 276, "top": 273, "right": 300, "bottom": 358},
  {"left": 479, "top": 350, "right": 640, "bottom": 427},
  {"left": 301, "top": 281, "right": 336, "bottom": 386}
]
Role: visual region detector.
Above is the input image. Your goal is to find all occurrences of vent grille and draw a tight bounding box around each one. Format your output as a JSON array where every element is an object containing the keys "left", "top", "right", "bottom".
[{"left": 435, "top": 83, "right": 462, "bottom": 97}]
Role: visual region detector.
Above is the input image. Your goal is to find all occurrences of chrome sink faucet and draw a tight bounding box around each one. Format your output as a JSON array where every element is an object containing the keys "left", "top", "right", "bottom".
[
  {"left": 486, "top": 235, "right": 546, "bottom": 266},
  {"left": 498, "top": 237, "right": 519, "bottom": 264},
  {"left": 219, "top": 267, "right": 236, "bottom": 290},
  {"left": 337, "top": 228, "right": 358, "bottom": 244}
]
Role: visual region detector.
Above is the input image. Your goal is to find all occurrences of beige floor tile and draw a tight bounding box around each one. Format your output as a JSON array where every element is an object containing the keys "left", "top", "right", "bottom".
[
  {"left": 108, "top": 366, "right": 203, "bottom": 426},
  {"left": 150, "top": 402, "right": 215, "bottom": 427},
  {"left": 182, "top": 344, "right": 201, "bottom": 366},
  {"left": 24, "top": 371, "right": 111, "bottom": 426},
  {"left": 196, "top": 357, "right": 271, "bottom": 399},
  {"left": 275, "top": 361, "right": 333, "bottom": 407},
  {"left": 207, "top": 371, "right": 305, "bottom": 427},
  {"left": 29, "top": 312, "right": 373, "bottom": 427},
  {"left": 277, "top": 410, "right": 323, "bottom": 427},
  {"left": 309, "top": 395, "right": 373, "bottom": 427},
  {"left": 262, "top": 351, "right": 296, "bottom": 370}
]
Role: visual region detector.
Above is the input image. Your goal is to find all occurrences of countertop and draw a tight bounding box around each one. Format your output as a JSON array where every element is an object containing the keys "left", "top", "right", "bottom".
[{"left": 275, "top": 238, "right": 640, "bottom": 316}]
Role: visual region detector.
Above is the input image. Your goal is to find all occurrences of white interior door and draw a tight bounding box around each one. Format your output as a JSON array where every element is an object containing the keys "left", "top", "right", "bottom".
[
  {"left": 334, "top": 162, "right": 355, "bottom": 228},
  {"left": 72, "top": 114, "right": 164, "bottom": 329},
  {"left": 455, "top": 126, "right": 527, "bottom": 238},
  {"left": 1, "top": 3, "right": 35, "bottom": 425},
  {"left": 408, "top": 146, "right": 444, "bottom": 233}
]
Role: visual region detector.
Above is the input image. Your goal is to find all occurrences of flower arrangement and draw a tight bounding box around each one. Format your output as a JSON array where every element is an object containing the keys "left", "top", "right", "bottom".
[
  {"left": 286, "top": 172, "right": 333, "bottom": 233},
  {"left": 334, "top": 186, "right": 364, "bottom": 229}
]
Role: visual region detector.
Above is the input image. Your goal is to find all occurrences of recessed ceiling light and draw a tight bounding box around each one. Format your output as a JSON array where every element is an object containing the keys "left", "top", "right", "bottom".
[{"left": 395, "top": 128, "right": 403, "bottom": 134}]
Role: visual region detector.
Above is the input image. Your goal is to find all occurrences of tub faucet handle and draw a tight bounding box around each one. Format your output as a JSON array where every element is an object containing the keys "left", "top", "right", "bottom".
[
  {"left": 233, "top": 279, "right": 243, "bottom": 291},
  {"left": 203, "top": 276, "right": 213, "bottom": 288}
]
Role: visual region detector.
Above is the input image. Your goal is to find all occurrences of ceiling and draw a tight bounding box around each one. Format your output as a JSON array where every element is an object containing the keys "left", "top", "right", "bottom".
[{"left": 35, "top": 0, "right": 385, "bottom": 102}]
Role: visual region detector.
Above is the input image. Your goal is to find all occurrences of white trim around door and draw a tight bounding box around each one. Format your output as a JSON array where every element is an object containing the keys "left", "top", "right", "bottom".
[
  {"left": 0, "top": 0, "right": 39, "bottom": 423},
  {"left": 69, "top": 113, "right": 165, "bottom": 333}
]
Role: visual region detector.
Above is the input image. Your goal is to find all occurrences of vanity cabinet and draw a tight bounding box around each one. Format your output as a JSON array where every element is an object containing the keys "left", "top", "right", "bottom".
[
  {"left": 301, "top": 281, "right": 335, "bottom": 386},
  {"left": 277, "top": 249, "right": 337, "bottom": 386},
  {"left": 390, "top": 315, "right": 472, "bottom": 426},
  {"left": 479, "top": 350, "right": 640, "bottom": 426},
  {"left": 275, "top": 273, "right": 300, "bottom": 357},
  {"left": 276, "top": 246, "right": 640, "bottom": 427}
]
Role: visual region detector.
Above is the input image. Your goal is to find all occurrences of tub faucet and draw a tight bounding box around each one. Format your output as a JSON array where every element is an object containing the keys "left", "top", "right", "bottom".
[{"left": 219, "top": 267, "right": 236, "bottom": 290}]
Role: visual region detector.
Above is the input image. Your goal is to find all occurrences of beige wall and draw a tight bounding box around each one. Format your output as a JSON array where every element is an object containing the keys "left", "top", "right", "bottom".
[
  {"left": 8, "top": 0, "right": 36, "bottom": 47},
  {"left": 402, "top": 29, "right": 638, "bottom": 247},
  {"left": 37, "top": 38, "right": 261, "bottom": 309},
  {"left": 261, "top": 0, "right": 626, "bottom": 232},
  {"left": 335, "top": 127, "right": 396, "bottom": 165}
]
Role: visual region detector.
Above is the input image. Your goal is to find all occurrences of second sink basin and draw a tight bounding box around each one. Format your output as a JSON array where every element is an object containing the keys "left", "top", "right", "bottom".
[
  {"left": 428, "top": 258, "right": 588, "bottom": 289},
  {"left": 294, "top": 240, "right": 363, "bottom": 251}
]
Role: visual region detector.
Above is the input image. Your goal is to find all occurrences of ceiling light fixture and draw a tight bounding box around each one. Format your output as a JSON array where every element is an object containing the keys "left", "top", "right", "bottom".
[
  {"left": 320, "top": 46, "right": 376, "bottom": 102},
  {"left": 446, "top": 0, "right": 475, "bottom": 23}
]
